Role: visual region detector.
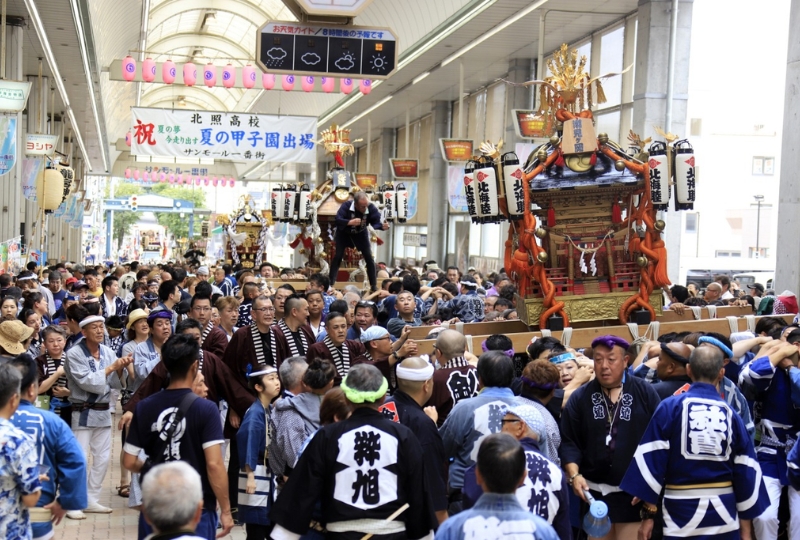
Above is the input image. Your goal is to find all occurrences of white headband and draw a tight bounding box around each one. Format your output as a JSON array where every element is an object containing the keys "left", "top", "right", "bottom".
[
  {"left": 79, "top": 315, "right": 105, "bottom": 328},
  {"left": 249, "top": 366, "right": 277, "bottom": 377},
  {"left": 395, "top": 363, "right": 435, "bottom": 382},
  {"left": 16, "top": 275, "right": 36, "bottom": 282},
  {"left": 459, "top": 281, "right": 478, "bottom": 289}
]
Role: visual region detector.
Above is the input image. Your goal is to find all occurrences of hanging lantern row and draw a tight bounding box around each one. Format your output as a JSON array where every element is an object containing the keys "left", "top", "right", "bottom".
[
  {"left": 121, "top": 56, "right": 373, "bottom": 95},
  {"left": 123, "top": 168, "right": 237, "bottom": 188},
  {"left": 463, "top": 152, "right": 526, "bottom": 225},
  {"left": 271, "top": 183, "right": 313, "bottom": 224}
]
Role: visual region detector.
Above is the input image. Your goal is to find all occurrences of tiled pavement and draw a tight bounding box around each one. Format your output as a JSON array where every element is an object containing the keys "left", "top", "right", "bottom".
[{"left": 53, "top": 410, "right": 247, "bottom": 540}]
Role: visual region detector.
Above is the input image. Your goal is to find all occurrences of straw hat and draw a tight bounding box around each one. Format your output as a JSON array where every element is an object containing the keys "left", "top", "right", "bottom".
[
  {"left": 126, "top": 309, "right": 148, "bottom": 330},
  {"left": 0, "top": 320, "right": 35, "bottom": 355}
]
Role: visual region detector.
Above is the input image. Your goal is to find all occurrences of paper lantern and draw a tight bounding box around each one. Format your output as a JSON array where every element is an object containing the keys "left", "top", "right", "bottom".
[
  {"left": 229, "top": 178, "right": 236, "bottom": 188},
  {"left": 359, "top": 79, "right": 372, "bottom": 94},
  {"left": 142, "top": 58, "right": 156, "bottom": 82},
  {"left": 124, "top": 168, "right": 131, "bottom": 179},
  {"left": 282, "top": 75, "right": 295, "bottom": 91},
  {"left": 159, "top": 172, "right": 167, "bottom": 182},
  {"left": 321, "top": 77, "right": 335, "bottom": 93},
  {"left": 341, "top": 78, "right": 353, "bottom": 94},
  {"left": 36, "top": 168, "right": 65, "bottom": 211},
  {"left": 133, "top": 169, "right": 140, "bottom": 180},
  {"left": 211, "top": 176, "right": 218, "bottom": 187},
  {"left": 203, "top": 177, "right": 209, "bottom": 186},
  {"left": 243, "top": 65, "right": 256, "bottom": 89},
  {"left": 301, "top": 76, "right": 314, "bottom": 92},
  {"left": 194, "top": 176, "right": 201, "bottom": 186},
  {"left": 263, "top": 73, "right": 275, "bottom": 90},
  {"left": 169, "top": 173, "right": 175, "bottom": 184},
  {"left": 183, "top": 62, "right": 197, "bottom": 86},
  {"left": 125, "top": 131, "right": 132, "bottom": 146},
  {"left": 162, "top": 60, "right": 176, "bottom": 84},
  {"left": 204, "top": 64, "right": 217, "bottom": 87},
  {"left": 223, "top": 64, "right": 235, "bottom": 88},
  {"left": 122, "top": 56, "right": 136, "bottom": 82}
]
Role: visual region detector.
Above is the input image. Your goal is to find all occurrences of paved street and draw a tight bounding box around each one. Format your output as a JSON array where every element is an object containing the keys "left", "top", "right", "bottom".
[{"left": 53, "top": 410, "right": 246, "bottom": 540}]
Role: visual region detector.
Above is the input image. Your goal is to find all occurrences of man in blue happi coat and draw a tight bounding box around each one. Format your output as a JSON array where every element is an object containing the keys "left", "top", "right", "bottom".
[{"left": 621, "top": 346, "right": 768, "bottom": 540}]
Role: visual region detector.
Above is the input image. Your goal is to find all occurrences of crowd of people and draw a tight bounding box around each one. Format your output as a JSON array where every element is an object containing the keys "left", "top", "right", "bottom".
[{"left": 0, "top": 255, "right": 799, "bottom": 540}]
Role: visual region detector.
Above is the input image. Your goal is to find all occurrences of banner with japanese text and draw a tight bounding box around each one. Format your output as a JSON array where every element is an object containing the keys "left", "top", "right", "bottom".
[{"left": 131, "top": 108, "right": 317, "bottom": 163}]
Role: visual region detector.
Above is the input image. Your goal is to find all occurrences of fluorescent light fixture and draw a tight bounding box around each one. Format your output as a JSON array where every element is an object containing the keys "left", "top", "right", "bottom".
[
  {"left": 175, "top": 157, "right": 198, "bottom": 165},
  {"left": 318, "top": 0, "right": 494, "bottom": 125},
  {"left": 397, "top": 0, "right": 496, "bottom": 70},
  {"left": 342, "top": 95, "right": 393, "bottom": 128},
  {"left": 23, "top": 0, "right": 93, "bottom": 171},
  {"left": 442, "top": 0, "right": 549, "bottom": 67},
  {"left": 412, "top": 71, "right": 431, "bottom": 85},
  {"left": 70, "top": 0, "right": 109, "bottom": 172},
  {"left": 199, "top": 158, "right": 215, "bottom": 165},
  {"left": 135, "top": 155, "right": 151, "bottom": 162}
]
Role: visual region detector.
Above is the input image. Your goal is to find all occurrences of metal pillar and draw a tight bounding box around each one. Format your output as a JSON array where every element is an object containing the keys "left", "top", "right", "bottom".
[{"left": 428, "top": 101, "right": 450, "bottom": 265}]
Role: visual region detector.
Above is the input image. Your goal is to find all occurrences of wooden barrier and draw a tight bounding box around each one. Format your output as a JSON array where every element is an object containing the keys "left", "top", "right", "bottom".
[
  {"left": 656, "top": 305, "right": 754, "bottom": 323},
  {"left": 411, "top": 315, "right": 795, "bottom": 355},
  {"left": 269, "top": 281, "right": 366, "bottom": 292},
  {"left": 406, "top": 320, "right": 529, "bottom": 341}
]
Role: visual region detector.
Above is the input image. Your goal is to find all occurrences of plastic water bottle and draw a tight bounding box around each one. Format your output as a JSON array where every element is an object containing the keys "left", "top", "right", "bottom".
[{"left": 582, "top": 491, "right": 612, "bottom": 538}]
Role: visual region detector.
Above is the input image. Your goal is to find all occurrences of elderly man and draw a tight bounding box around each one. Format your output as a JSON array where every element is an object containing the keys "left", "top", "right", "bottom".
[
  {"left": 439, "top": 351, "right": 519, "bottom": 513},
  {"left": 715, "top": 275, "right": 735, "bottom": 300},
  {"left": 435, "top": 434, "right": 558, "bottom": 540},
  {"left": 141, "top": 462, "right": 206, "bottom": 540},
  {"left": 278, "top": 356, "right": 307, "bottom": 398},
  {"left": 739, "top": 338, "right": 800, "bottom": 540},
  {"left": 379, "top": 357, "right": 448, "bottom": 523},
  {"left": 328, "top": 191, "right": 388, "bottom": 292},
  {"left": 621, "top": 346, "right": 769, "bottom": 540},
  {"left": 427, "top": 329, "right": 479, "bottom": 426},
  {"left": 704, "top": 282, "right": 724, "bottom": 304},
  {"left": 213, "top": 267, "right": 234, "bottom": 297},
  {"left": 560, "top": 335, "right": 661, "bottom": 539},
  {"left": 63, "top": 313, "right": 132, "bottom": 515},
  {"left": 360, "top": 326, "right": 417, "bottom": 381},
  {"left": 460, "top": 404, "right": 570, "bottom": 540},
  {"left": 270, "top": 363, "right": 437, "bottom": 540}
]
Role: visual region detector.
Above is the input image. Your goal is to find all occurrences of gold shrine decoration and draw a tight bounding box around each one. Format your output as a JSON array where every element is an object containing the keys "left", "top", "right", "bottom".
[{"left": 519, "top": 291, "right": 664, "bottom": 326}]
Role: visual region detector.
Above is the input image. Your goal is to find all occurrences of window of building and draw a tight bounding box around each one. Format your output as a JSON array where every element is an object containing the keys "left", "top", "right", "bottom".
[
  {"left": 715, "top": 250, "right": 741, "bottom": 258},
  {"left": 752, "top": 157, "right": 775, "bottom": 176},
  {"left": 685, "top": 213, "right": 698, "bottom": 233}
]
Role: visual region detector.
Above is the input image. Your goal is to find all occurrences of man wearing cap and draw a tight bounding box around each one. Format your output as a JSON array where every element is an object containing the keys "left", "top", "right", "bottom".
[
  {"left": 739, "top": 338, "right": 800, "bottom": 539},
  {"left": 621, "top": 346, "right": 768, "bottom": 540},
  {"left": 124, "top": 334, "right": 234, "bottom": 539},
  {"left": 187, "top": 294, "right": 228, "bottom": 359},
  {"left": 461, "top": 403, "right": 570, "bottom": 540},
  {"left": 270, "top": 363, "right": 437, "bottom": 540},
  {"left": 427, "top": 329, "right": 479, "bottom": 427},
  {"left": 269, "top": 295, "right": 314, "bottom": 366},
  {"left": 378, "top": 357, "right": 449, "bottom": 524},
  {"left": 359, "top": 325, "right": 417, "bottom": 381},
  {"left": 437, "top": 275, "right": 485, "bottom": 323},
  {"left": 560, "top": 335, "right": 661, "bottom": 538},
  {"left": 72, "top": 281, "right": 90, "bottom": 303},
  {"left": 440, "top": 351, "right": 520, "bottom": 514},
  {"left": 63, "top": 313, "right": 133, "bottom": 515}
]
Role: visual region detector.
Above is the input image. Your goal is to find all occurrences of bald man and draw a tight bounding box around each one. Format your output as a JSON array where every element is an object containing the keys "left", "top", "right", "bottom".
[
  {"left": 426, "top": 329, "right": 479, "bottom": 426},
  {"left": 379, "top": 357, "right": 449, "bottom": 523},
  {"left": 651, "top": 342, "right": 694, "bottom": 399}
]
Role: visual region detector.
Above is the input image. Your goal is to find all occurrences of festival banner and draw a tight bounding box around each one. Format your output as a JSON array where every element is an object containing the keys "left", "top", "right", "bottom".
[
  {"left": 0, "top": 242, "right": 7, "bottom": 274},
  {"left": 7, "top": 237, "right": 21, "bottom": 275},
  {"left": 447, "top": 165, "right": 468, "bottom": 212},
  {"left": 131, "top": 107, "right": 317, "bottom": 163},
  {"left": 0, "top": 116, "right": 17, "bottom": 175},
  {"left": 21, "top": 158, "right": 42, "bottom": 201}
]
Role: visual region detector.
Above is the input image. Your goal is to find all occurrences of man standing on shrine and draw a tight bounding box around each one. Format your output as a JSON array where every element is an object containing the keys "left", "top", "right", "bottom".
[
  {"left": 269, "top": 363, "right": 437, "bottom": 540},
  {"left": 328, "top": 191, "right": 388, "bottom": 292}
]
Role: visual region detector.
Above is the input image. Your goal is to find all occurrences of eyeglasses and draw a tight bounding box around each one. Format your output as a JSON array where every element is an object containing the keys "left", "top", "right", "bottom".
[
  {"left": 253, "top": 307, "right": 276, "bottom": 313},
  {"left": 501, "top": 419, "right": 521, "bottom": 424}
]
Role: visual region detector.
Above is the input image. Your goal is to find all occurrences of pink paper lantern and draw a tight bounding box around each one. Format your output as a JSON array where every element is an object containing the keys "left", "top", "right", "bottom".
[
  {"left": 321, "top": 77, "right": 335, "bottom": 93},
  {"left": 168, "top": 173, "right": 175, "bottom": 184},
  {"left": 223, "top": 64, "right": 235, "bottom": 88},
  {"left": 211, "top": 175, "right": 218, "bottom": 187},
  {"left": 125, "top": 132, "right": 132, "bottom": 147},
  {"left": 124, "top": 168, "right": 131, "bottom": 179},
  {"left": 282, "top": 75, "right": 295, "bottom": 91},
  {"left": 204, "top": 64, "right": 217, "bottom": 87},
  {"left": 122, "top": 56, "right": 136, "bottom": 82},
  {"left": 301, "top": 76, "right": 315, "bottom": 92},
  {"left": 229, "top": 178, "right": 236, "bottom": 188},
  {"left": 341, "top": 78, "right": 353, "bottom": 94},
  {"left": 359, "top": 79, "right": 372, "bottom": 94},
  {"left": 243, "top": 65, "right": 256, "bottom": 89},
  {"left": 159, "top": 172, "right": 167, "bottom": 183},
  {"left": 203, "top": 177, "right": 209, "bottom": 186},
  {"left": 140, "top": 171, "right": 147, "bottom": 181},
  {"left": 133, "top": 169, "right": 140, "bottom": 180},
  {"left": 263, "top": 73, "right": 275, "bottom": 90},
  {"left": 183, "top": 62, "right": 197, "bottom": 86},
  {"left": 142, "top": 58, "right": 156, "bottom": 82},
  {"left": 177, "top": 173, "right": 183, "bottom": 184},
  {"left": 162, "top": 60, "right": 176, "bottom": 84}
]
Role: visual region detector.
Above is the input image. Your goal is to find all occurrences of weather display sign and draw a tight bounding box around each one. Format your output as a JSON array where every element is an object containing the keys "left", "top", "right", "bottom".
[{"left": 257, "top": 21, "right": 397, "bottom": 80}]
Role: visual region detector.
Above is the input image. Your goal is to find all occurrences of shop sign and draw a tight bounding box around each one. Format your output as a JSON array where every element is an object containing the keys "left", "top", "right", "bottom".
[{"left": 389, "top": 158, "right": 418, "bottom": 179}]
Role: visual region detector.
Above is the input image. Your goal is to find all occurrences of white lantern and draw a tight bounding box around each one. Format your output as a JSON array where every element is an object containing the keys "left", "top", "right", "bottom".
[
  {"left": 282, "top": 185, "right": 297, "bottom": 222},
  {"left": 502, "top": 153, "right": 525, "bottom": 219},
  {"left": 395, "top": 183, "right": 409, "bottom": 223},
  {"left": 474, "top": 163, "right": 500, "bottom": 222},
  {"left": 36, "top": 168, "right": 65, "bottom": 211},
  {"left": 463, "top": 162, "right": 479, "bottom": 223},
  {"left": 298, "top": 184, "right": 312, "bottom": 222},
  {"left": 271, "top": 185, "right": 284, "bottom": 220},
  {"left": 673, "top": 140, "right": 695, "bottom": 211},
  {"left": 648, "top": 142, "right": 670, "bottom": 210}
]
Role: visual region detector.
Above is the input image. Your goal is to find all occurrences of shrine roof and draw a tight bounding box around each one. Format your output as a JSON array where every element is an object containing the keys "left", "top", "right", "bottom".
[{"left": 530, "top": 152, "right": 642, "bottom": 193}]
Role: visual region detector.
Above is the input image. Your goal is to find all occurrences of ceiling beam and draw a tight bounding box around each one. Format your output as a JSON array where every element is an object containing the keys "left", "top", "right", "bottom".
[
  {"left": 148, "top": 33, "right": 252, "bottom": 63},
  {"left": 141, "top": 85, "right": 229, "bottom": 111},
  {"left": 149, "top": 0, "right": 275, "bottom": 33}
]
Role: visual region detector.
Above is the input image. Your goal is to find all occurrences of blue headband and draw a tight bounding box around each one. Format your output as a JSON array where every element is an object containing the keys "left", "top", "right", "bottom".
[
  {"left": 549, "top": 352, "right": 577, "bottom": 365},
  {"left": 698, "top": 336, "right": 733, "bottom": 359}
]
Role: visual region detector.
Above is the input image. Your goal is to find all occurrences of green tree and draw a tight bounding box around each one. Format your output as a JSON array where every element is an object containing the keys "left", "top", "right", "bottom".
[
  {"left": 105, "top": 182, "right": 143, "bottom": 250},
  {"left": 149, "top": 184, "right": 206, "bottom": 240}
]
